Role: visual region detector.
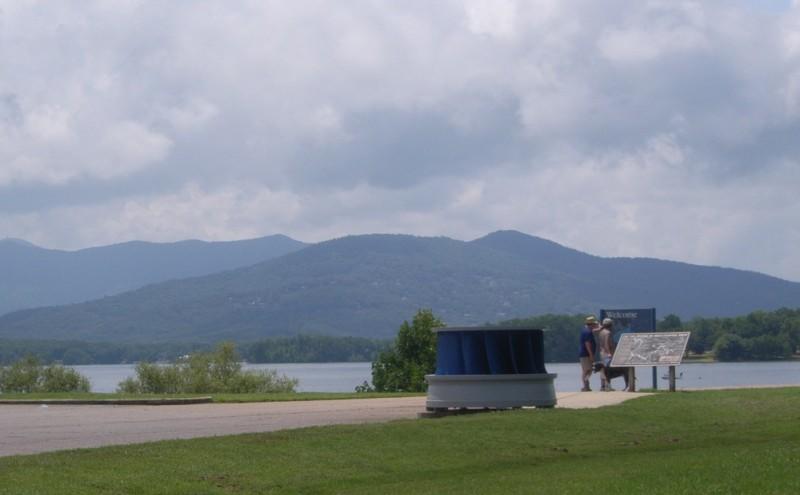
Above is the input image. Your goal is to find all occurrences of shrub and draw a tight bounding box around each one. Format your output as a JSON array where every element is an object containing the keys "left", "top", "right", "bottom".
[
  {"left": 0, "top": 356, "right": 91, "bottom": 393},
  {"left": 39, "top": 365, "right": 91, "bottom": 393},
  {"left": 0, "top": 356, "right": 40, "bottom": 393},
  {"left": 117, "top": 342, "right": 298, "bottom": 394}
]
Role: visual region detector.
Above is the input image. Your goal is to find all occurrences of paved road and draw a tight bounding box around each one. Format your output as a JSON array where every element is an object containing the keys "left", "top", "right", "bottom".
[{"left": 0, "top": 393, "right": 649, "bottom": 457}]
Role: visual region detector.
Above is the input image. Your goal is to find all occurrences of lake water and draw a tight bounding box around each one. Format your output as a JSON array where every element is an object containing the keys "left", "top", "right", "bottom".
[{"left": 73, "top": 361, "right": 800, "bottom": 393}]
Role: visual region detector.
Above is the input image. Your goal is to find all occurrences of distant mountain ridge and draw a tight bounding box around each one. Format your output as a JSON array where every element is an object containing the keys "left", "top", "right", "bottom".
[
  {"left": 0, "top": 230, "right": 798, "bottom": 343},
  {"left": 0, "top": 238, "right": 38, "bottom": 248},
  {"left": 0, "top": 235, "right": 307, "bottom": 315}
]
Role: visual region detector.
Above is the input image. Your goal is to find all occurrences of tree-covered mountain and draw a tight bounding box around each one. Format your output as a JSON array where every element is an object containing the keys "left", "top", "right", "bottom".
[
  {"left": 1, "top": 230, "right": 798, "bottom": 344},
  {"left": 471, "top": 230, "right": 800, "bottom": 318},
  {"left": 0, "top": 234, "right": 307, "bottom": 315}
]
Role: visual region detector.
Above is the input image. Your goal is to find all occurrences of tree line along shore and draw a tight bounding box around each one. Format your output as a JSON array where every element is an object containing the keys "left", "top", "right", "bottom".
[{"left": 1, "top": 307, "right": 798, "bottom": 366}]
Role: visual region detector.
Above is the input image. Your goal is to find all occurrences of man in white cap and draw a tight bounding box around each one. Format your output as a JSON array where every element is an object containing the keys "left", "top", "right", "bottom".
[{"left": 578, "top": 316, "right": 599, "bottom": 391}]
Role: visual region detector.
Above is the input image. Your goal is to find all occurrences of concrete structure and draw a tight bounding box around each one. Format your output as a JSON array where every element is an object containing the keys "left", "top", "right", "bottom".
[
  {"left": 426, "top": 373, "right": 557, "bottom": 409},
  {"left": 426, "top": 326, "right": 557, "bottom": 410}
]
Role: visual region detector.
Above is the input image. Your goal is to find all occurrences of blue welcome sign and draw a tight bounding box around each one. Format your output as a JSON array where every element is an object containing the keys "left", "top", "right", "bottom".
[{"left": 599, "top": 308, "right": 656, "bottom": 344}]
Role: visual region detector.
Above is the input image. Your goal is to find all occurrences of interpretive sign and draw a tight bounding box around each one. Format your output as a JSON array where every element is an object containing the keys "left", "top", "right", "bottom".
[{"left": 610, "top": 332, "right": 691, "bottom": 367}]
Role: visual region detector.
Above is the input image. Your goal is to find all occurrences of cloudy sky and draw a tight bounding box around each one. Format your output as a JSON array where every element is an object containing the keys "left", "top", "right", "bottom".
[{"left": 1, "top": 0, "right": 799, "bottom": 281}]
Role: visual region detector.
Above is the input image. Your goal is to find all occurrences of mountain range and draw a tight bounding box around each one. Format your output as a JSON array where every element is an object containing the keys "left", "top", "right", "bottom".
[
  {"left": 0, "top": 235, "right": 307, "bottom": 316},
  {"left": 1, "top": 230, "right": 798, "bottom": 343}
]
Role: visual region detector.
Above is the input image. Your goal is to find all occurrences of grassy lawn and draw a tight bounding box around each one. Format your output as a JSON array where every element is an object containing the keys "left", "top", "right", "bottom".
[
  {"left": 0, "top": 391, "right": 422, "bottom": 403},
  {"left": 1, "top": 388, "right": 798, "bottom": 494}
]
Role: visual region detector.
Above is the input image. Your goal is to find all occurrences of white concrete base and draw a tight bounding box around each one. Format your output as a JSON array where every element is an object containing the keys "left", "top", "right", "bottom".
[{"left": 425, "top": 373, "right": 557, "bottom": 410}]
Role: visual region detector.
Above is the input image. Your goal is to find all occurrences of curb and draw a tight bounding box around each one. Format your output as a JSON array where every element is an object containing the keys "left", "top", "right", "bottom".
[{"left": 0, "top": 397, "right": 213, "bottom": 406}]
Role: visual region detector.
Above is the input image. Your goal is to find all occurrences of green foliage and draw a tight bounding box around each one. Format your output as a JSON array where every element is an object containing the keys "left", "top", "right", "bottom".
[
  {"left": 0, "top": 355, "right": 90, "bottom": 393},
  {"left": 0, "top": 355, "right": 40, "bottom": 392},
  {"left": 369, "top": 309, "right": 443, "bottom": 392},
  {"left": 687, "top": 318, "right": 715, "bottom": 354},
  {"left": 0, "top": 339, "right": 210, "bottom": 366},
  {"left": 503, "top": 308, "right": 800, "bottom": 362},
  {"left": 690, "top": 308, "right": 800, "bottom": 361},
  {"left": 3, "top": 307, "right": 798, "bottom": 369},
  {"left": 39, "top": 365, "right": 92, "bottom": 393},
  {"left": 241, "top": 335, "right": 391, "bottom": 363},
  {"left": 746, "top": 334, "right": 793, "bottom": 360},
  {"left": 354, "top": 381, "right": 374, "bottom": 393},
  {"left": 117, "top": 343, "right": 298, "bottom": 394},
  {"left": 713, "top": 332, "right": 793, "bottom": 361},
  {"left": 0, "top": 335, "right": 391, "bottom": 366},
  {"left": 657, "top": 314, "right": 683, "bottom": 331},
  {"left": 712, "top": 334, "right": 749, "bottom": 361}
]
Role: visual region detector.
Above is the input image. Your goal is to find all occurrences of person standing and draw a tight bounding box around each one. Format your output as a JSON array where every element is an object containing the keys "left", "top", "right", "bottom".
[
  {"left": 603, "top": 318, "right": 630, "bottom": 390},
  {"left": 579, "top": 316, "right": 599, "bottom": 391},
  {"left": 596, "top": 318, "right": 615, "bottom": 391}
]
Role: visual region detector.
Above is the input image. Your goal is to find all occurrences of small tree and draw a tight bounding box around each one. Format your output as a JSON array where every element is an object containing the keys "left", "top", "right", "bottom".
[{"left": 369, "top": 309, "right": 444, "bottom": 392}]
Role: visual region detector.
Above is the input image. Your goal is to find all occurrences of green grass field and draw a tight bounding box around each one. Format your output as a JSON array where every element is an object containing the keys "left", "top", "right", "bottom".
[{"left": 1, "top": 388, "right": 798, "bottom": 494}]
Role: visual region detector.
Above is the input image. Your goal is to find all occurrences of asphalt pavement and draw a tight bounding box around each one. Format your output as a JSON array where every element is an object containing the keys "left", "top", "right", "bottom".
[{"left": 0, "top": 392, "right": 650, "bottom": 457}]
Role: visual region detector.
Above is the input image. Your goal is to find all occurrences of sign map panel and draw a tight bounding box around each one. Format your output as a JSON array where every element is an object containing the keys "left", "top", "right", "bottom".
[{"left": 610, "top": 332, "right": 691, "bottom": 367}]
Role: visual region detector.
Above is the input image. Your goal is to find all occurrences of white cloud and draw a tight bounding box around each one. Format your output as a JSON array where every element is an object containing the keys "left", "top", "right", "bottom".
[
  {"left": 0, "top": 0, "right": 799, "bottom": 283},
  {"left": 598, "top": 26, "right": 706, "bottom": 63},
  {"left": 25, "top": 105, "right": 73, "bottom": 142},
  {"left": 465, "top": 0, "right": 518, "bottom": 39},
  {"left": 598, "top": 2, "right": 709, "bottom": 63},
  {"left": 159, "top": 98, "right": 218, "bottom": 133},
  {"left": 93, "top": 121, "right": 172, "bottom": 179},
  {"left": 0, "top": 183, "right": 302, "bottom": 247},
  {"left": 0, "top": 115, "right": 171, "bottom": 186}
]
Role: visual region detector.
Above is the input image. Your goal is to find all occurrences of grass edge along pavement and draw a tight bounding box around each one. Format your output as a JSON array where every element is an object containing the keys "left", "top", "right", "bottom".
[
  {"left": 2, "top": 388, "right": 799, "bottom": 494},
  {"left": 0, "top": 391, "right": 423, "bottom": 404}
]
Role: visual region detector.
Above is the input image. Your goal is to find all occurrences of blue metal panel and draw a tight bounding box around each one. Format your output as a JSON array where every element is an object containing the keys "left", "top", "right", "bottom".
[
  {"left": 485, "top": 331, "right": 515, "bottom": 374},
  {"left": 435, "top": 331, "right": 464, "bottom": 375},
  {"left": 509, "top": 330, "right": 534, "bottom": 374},
  {"left": 460, "top": 331, "right": 489, "bottom": 374},
  {"left": 530, "top": 329, "right": 547, "bottom": 374},
  {"left": 434, "top": 327, "right": 547, "bottom": 376}
]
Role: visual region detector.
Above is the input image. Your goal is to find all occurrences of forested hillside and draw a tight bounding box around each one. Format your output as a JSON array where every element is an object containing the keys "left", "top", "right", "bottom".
[{"left": 1, "top": 231, "right": 799, "bottom": 344}]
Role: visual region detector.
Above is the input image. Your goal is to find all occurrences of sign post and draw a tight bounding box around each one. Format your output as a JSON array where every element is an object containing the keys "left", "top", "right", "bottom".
[
  {"left": 668, "top": 365, "right": 677, "bottom": 392},
  {"left": 610, "top": 332, "right": 691, "bottom": 392}
]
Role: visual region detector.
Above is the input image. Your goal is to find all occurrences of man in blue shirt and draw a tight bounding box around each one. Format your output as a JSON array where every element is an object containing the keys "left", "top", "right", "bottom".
[{"left": 579, "top": 315, "right": 599, "bottom": 391}]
